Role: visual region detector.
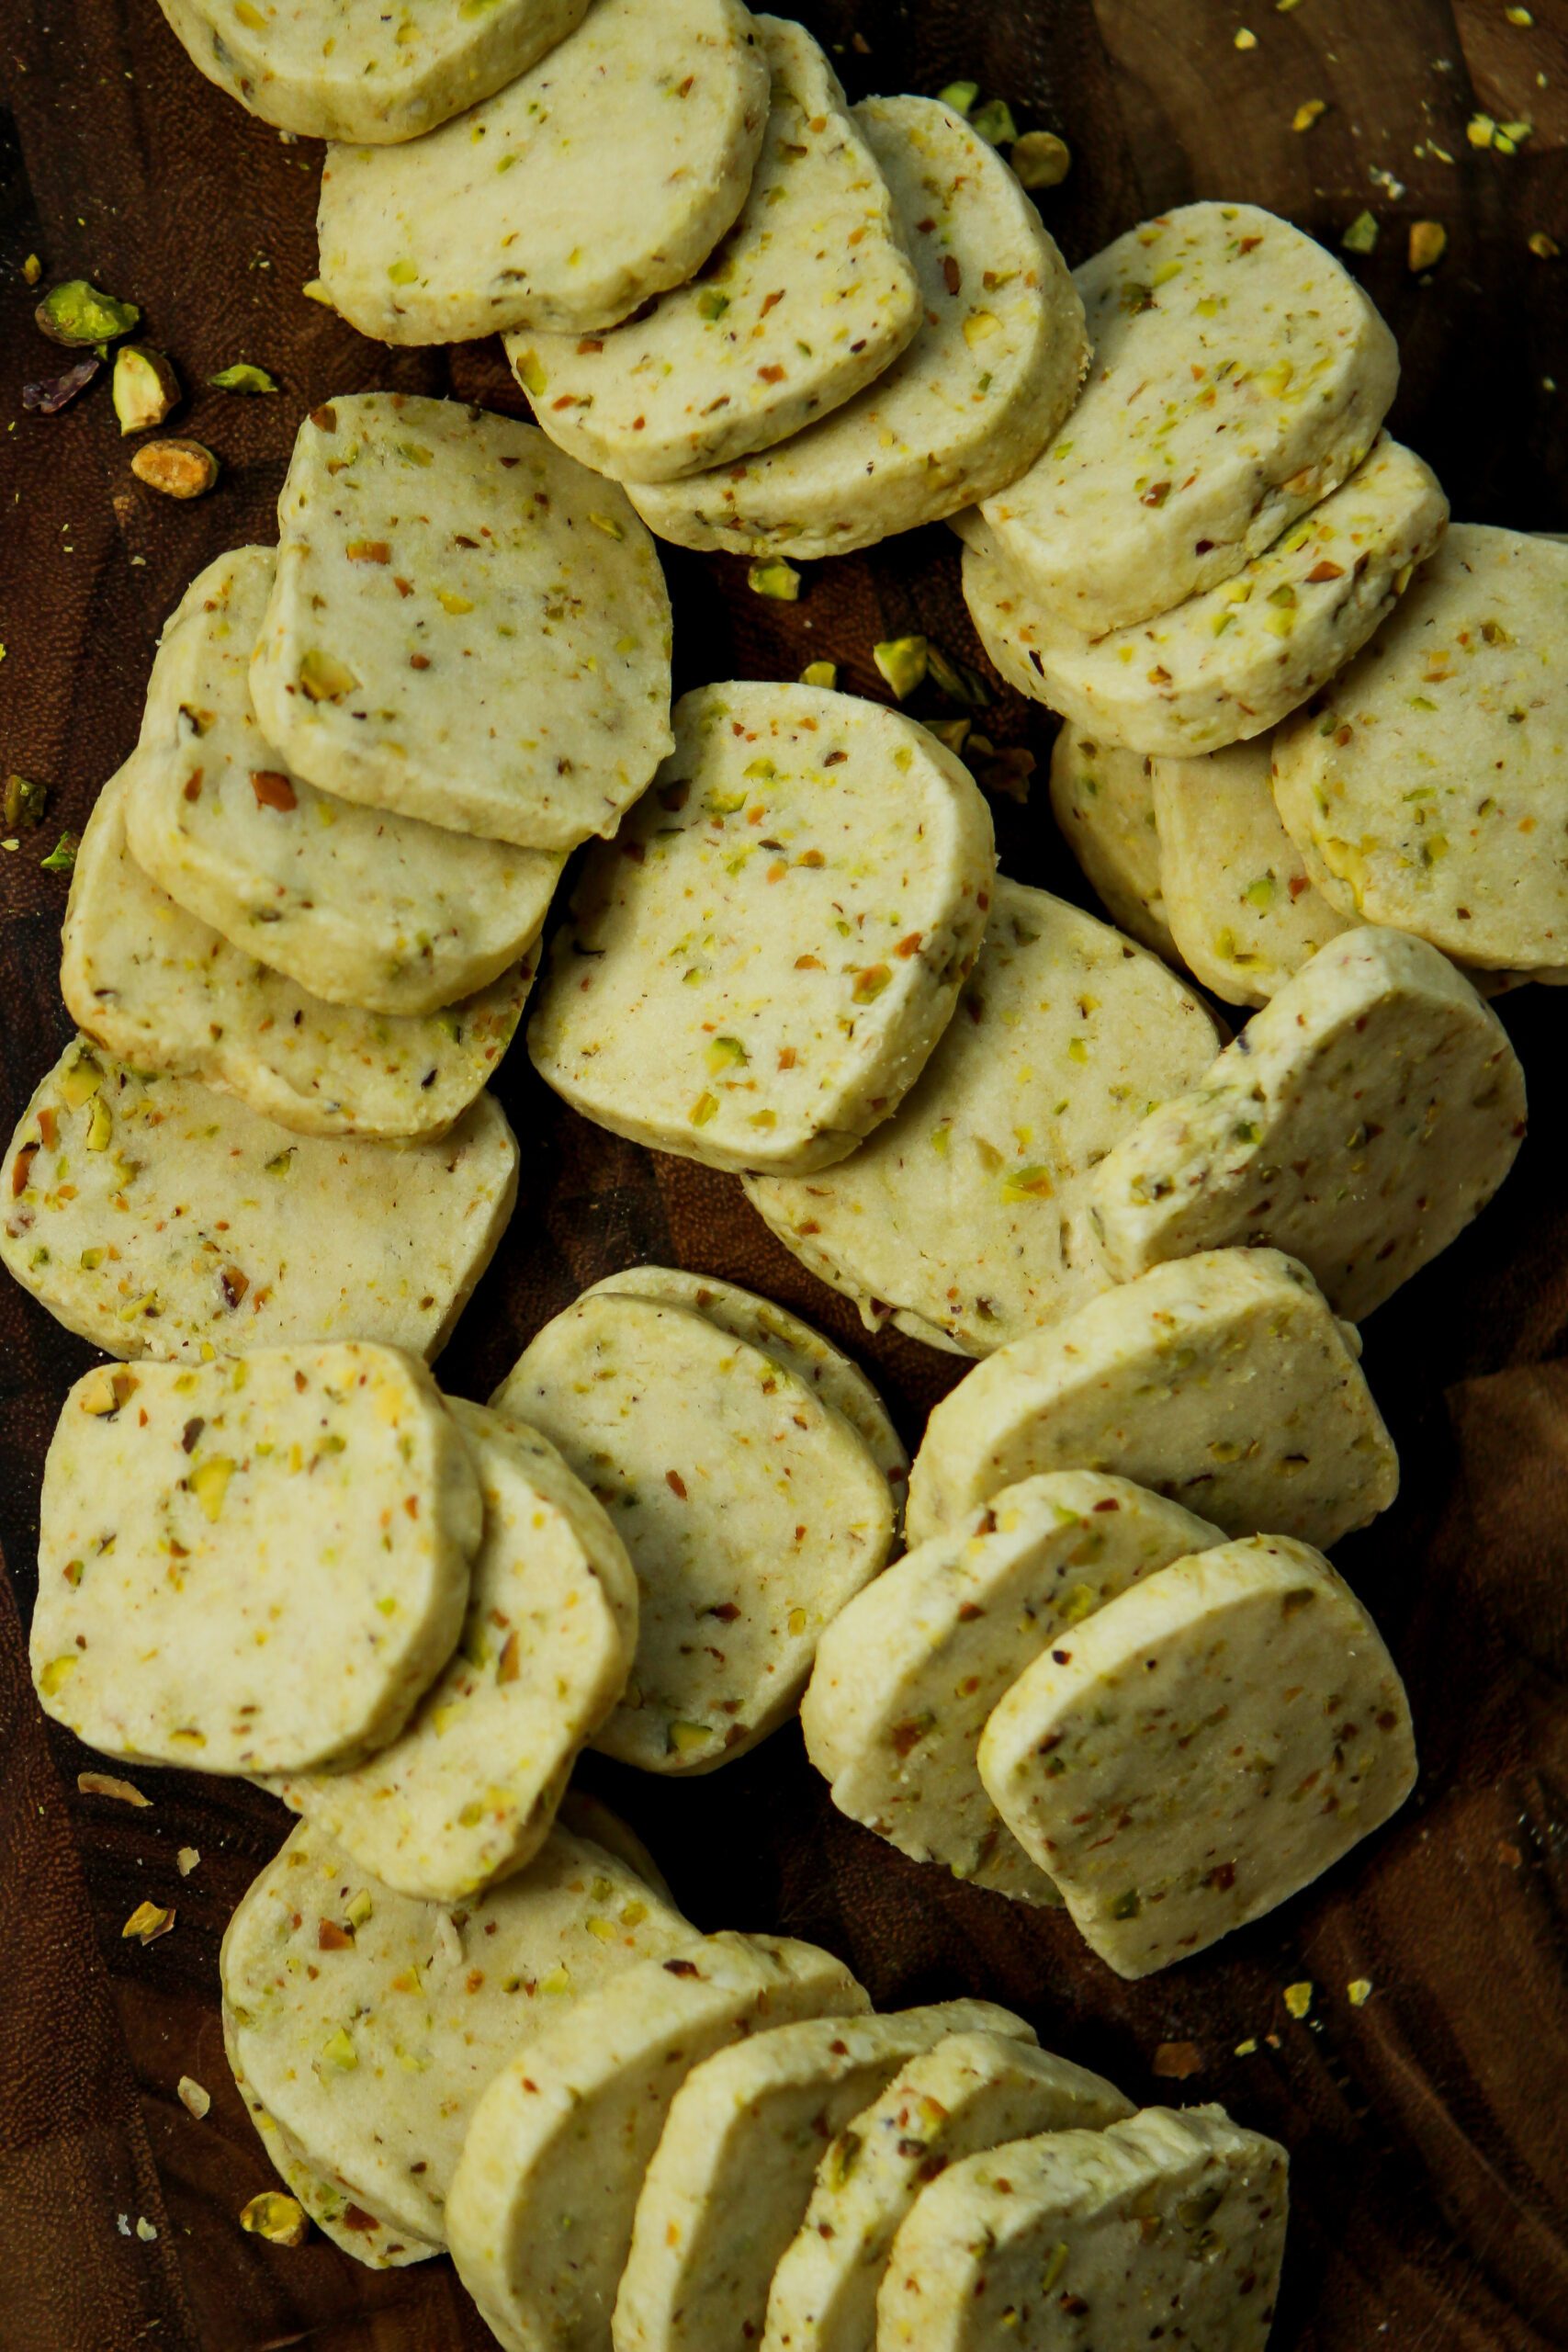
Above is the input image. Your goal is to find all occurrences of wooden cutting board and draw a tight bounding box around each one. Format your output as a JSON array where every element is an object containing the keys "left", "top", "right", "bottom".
[{"left": 2, "top": 3, "right": 1566, "bottom": 2345}]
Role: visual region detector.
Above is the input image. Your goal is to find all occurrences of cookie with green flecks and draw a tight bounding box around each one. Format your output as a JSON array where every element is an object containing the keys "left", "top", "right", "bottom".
[{"left": 1043, "top": 723, "right": 1176, "bottom": 960}]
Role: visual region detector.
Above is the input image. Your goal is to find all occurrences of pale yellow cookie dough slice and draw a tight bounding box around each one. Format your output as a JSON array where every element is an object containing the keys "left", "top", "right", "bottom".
[
  {"left": 222, "top": 1816, "right": 694, "bottom": 2254},
  {"left": 614, "top": 2001, "right": 1034, "bottom": 2352},
  {"left": 156, "top": 0, "right": 590, "bottom": 142},
  {"left": 528, "top": 682, "right": 995, "bottom": 1177},
  {"left": 0, "top": 1039, "right": 516, "bottom": 1363},
  {"left": 62, "top": 764, "right": 531, "bottom": 1143},
  {"left": 267, "top": 1403, "right": 637, "bottom": 1902},
  {"left": 34, "top": 1343, "right": 480, "bottom": 1775},
  {"left": 628, "top": 94, "right": 1087, "bottom": 558},
  {"left": 1150, "top": 734, "right": 1350, "bottom": 1005},
  {"left": 315, "top": 0, "right": 768, "bottom": 343},
  {"left": 742, "top": 878, "right": 1220, "bottom": 1355},
  {"left": 510, "top": 18, "right": 919, "bottom": 484},
  {"left": 800, "top": 1474, "right": 1224, "bottom": 1907},
  {"left": 492, "top": 1290, "right": 896, "bottom": 1774},
  {"left": 126, "top": 548, "right": 561, "bottom": 1015},
  {"left": 964, "top": 435, "right": 1450, "bottom": 756},
  {"left": 1089, "top": 927, "right": 1528, "bottom": 1319},
  {"left": 761, "top": 2030, "right": 1133, "bottom": 2352},
  {"left": 1270, "top": 525, "right": 1568, "bottom": 972},
  {"left": 1044, "top": 725, "right": 1175, "bottom": 960},
  {"left": 906, "top": 1247, "right": 1397, "bottom": 1552},
  {"left": 977, "top": 198, "right": 1399, "bottom": 636},
  {"left": 250, "top": 396, "right": 673, "bottom": 852},
  {"left": 978, "top": 1535, "right": 1417, "bottom": 1975},
  {"left": 447, "top": 1931, "right": 867, "bottom": 2352},
  {"left": 878, "top": 2106, "right": 1289, "bottom": 2349}
]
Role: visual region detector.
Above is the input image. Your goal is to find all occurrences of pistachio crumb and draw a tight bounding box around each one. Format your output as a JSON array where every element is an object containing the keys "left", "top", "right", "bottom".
[
  {"left": 122, "top": 1900, "right": 175, "bottom": 1943},
  {"left": 1347, "top": 1977, "right": 1373, "bottom": 2007},
  {"left": 749, "top": 558, "right": 801, "bottom": 601},
  {"left": 1010, "top": 130, "right": 1071, "bottom": 189},
  {"left": 130, "top": 439, "right": 220, "bottom": 499},
  {"left": 209, "top": 363, "right": 279, "bottom": 394},
  {"left": 799, "top": 660, "right": 839, "bottom": 688},
  {"left": 239, "top": 2191, "right": 309, "bottom": 2246},
  {"left": 176, "top": 2075, "right": 211, "bottom": 2119},
  {"left": 1292, "top": 98, "right": 1326, "bottom": 131},
  {"left": 1234, "top": 27, "right": 1257, "bottom": 49},
  {"left": 39, "top": 831, "right": 78, "bottom": 873},
  {"left": 1407, "top": 220, "right": 1446, "bottom": 271},
  {"left": 1340, "top": 211, "right": 1379, "bottom": 254},
  {"left": 77, "top": 1771, "right": 151, "bottom": 1806},
  {"left": 970, "top": 98, "right": 1019, "bottom": 146},
  {"left": 874, "top": 636, "right": 928, "bottom": 699},
  {"left": 1282, "top": 1979, "right": 1314, "bottom": 2019}
]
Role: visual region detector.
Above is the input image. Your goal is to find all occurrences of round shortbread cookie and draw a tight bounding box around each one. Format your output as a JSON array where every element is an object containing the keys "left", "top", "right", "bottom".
[
  {"left": 906, "top": 1247, "right": 1398, "bottom": 1554},
  {"left": 62, "top": 764, "right": 530, "bottom": 1143},
  {"left": 221, "top": 1817, "right": 693, "bottom": 2251},
  {"left": 1269, "top": 525, "right": 1568, "bottom": 972},
  {"left": 250, "top": 396, "right": 673, "bottom": 852},
  {"left": 1089, "top": 927, "right": 1528, "bottom": 1320},
  {"left": 267, "top": 1402, "right": 637, "bottom": 1902},
  {"left": 1044, "top": 725, "right": 1176, "bottom": 960},
  {"left": 977, "top": 199, "right": 1399, "bottom": 637},
  {"left": 446, "top": 1932, "right": 867, "bottom": 2352},
  {"left": 228, "top": 2075, "right": 439, "bottom": 2269},
  {"left": 742, "top": 878, "right": 1221, "bottom": 1355},
  {"left": 978, "top": 1535, "right": 1417, "bottom": 1976},
  {"left": 34, "top": 1343, "right": 480, "bottom": 1775},
  {"left": 801, "top": 1475, "right": 1224, "bottom": 1908},
  {"left": 627, "top": 94, "right": 1088, "bottom": 558},
  {"left": 491, "top": 1290, "right": 897, "bottom": 1774},
  {"left": 127, "top": 548, "right": 561, "bottom": 1015},
  {"left": 527, "top": 683, "right": 996, "bottom": 1177},
  {"left": 964, "top": 436, "right": 1450, "bottom": 757},
  {"left": 155, "top": 0, "right": 589, "bottom": 143},
  {"left": 510, "top": 17, "right": 920, "bottom": 484},
  {"left": 315, "top": 0, "right": 768, "bottom": 342}
]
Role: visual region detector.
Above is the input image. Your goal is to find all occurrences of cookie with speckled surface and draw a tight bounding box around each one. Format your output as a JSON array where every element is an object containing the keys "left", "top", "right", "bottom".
[{"left": 1043, "top": 724, "right": 1175, "bottom": 959}]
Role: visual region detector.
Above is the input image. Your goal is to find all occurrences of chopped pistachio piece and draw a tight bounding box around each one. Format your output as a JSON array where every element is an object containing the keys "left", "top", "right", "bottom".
[
  {"left": 240, "top": 2191, "right": 310, "bottom": 2246},
  {"left": 112, "top": 345, "right": 180, "bottom": 435},
  {"left": 78, "top": 1771, "right": 151, "bottom": 1805},
  {"left": 799, "top": 660, "right": 839, "bottom": 689},
  {"left": 873, "top": 635, "right": 928, "bottom": 699},
  {"left": 122, "top": 1900, "right": 175, "bottom": 1942},
  {"left": 177, "top": 2075, "right": 212, "bottom": 2120},
  {"left": 1529, "top": 230, "right": 1561, "bottom": 258},
  {"left": 924, "top": 641, "right": 991, "bottom": 706},
  {"left": 1010, "top": 129, "right": 1071, "bottom": 189},
  {"left": 35, "top": 277, "right": 140, "bottom": 347},
  {"left": 1407, "top": 220, "right": 1447, "bottom": 271},
  {"left": 937, "top": 80, "right": 979, "bottom": 117},
  {"left": 1235, "top": 25, "right": 1258, "bottom": 47},
  {"left": 130, "top": 438, "right": 220, "bottom": 499},
  {"left": 300, "top": 278, "right": 335, "bottom": 306},
  {"left": 3, "top": 774, "right": 48, "bottom": 831},
  {"left": 970, "top": 98, "right": 1019, "bottom": 146},
  {"left": 748, "top": 558, "right": 802, "bottom": 601},
  {"left": 209, "top": 362, "right": 279, "bottom": 393},
  {"left": 1292, "top": 97, "right": 1326, "bottom": 130},
  {"left": 39, "top": 831, "right": 78, "bottom": 873},
  {"left": 176, "top": 1846, "right": 200, "bottom": 1876},
  {"left": 1341, "top": 210, "right": 1379, "bottom": 254},
  {"left": 922, "top": 716, "right": 972, "bottom": 754},
  {"left": 1282, "top": 1979, "right": 1314, "bottom": 2019},
  {"left": 22, "top": 356, "right": 100, "bottom": 415},
  {"left": 23, "top": 253, "right": 42, "bottom": 286}
]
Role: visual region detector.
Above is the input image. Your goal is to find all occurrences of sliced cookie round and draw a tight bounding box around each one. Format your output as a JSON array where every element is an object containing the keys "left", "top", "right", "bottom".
[
  {"left": 628, "top": 94, "right": 1088, "bottom": 557},
  {"left": 446, "top": 1931, "right": 867, "bottom": 2352},
  {"left": 1044, "top": 725, "right": 1175, "bottom": 960},
  {"left": 315, "top": 0, "right": 768, "bottom": 342},
  {"left": 801, "top": 1474, "right": 1224, "bottom": 1907},
  {"left": 742, "top": 878, "right": 1220, "bottom": 1354},
  {"left": 964, "top": 436, "right": 1450, "bottom": 756},
  {"left": 34, "top": 1343, "right": 480, "bottom": 1775},
  {"left": 126, "top": 548, "right": 561, "bottom": 1014},
  {"left": 906, "top": 1247, "right": 1398, "bottom": 1553},
  {"left": 527, "top": 682, "right": 996, "bottom": 1176},
  {"left": 62, "top": 764, "right": 530, "bottom": 1142},
  {"left": 267, "top": 1402, "right": 637, "bottom": 1902},
  {"left": 510, "top": 17, "right": 920, "bottom": 484},
  {"left": 977, "top": 199, "right": 1399, "bottom": 636},
  {"left": 978, "top": 1535, "right": 1417, "bottom": 1975},
  {"left": 491, "top": 1290, "right": 897, "bottom": 1773},
  {"left": 250, "top": 396, "right": 673, "bottom": 852},
  {"left": 1089, "top": 927, "right": 1528, "bottom": 1320},
  {"left": 1270, "top": 526, "right": 1568, "bottom": 972}
]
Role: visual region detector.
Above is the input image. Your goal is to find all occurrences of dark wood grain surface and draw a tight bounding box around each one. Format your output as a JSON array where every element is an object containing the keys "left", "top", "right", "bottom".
[{"left": 3, "top": 4, "right": 1567, "bottom": 2346}]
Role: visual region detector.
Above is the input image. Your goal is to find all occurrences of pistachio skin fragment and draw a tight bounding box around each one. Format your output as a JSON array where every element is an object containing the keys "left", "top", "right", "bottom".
[
  {"left": 130, "top": 438, "right": 220, "bottom": 499},
  {"left": 22, "top": 356, "right": 100, "bottom": 415},
  {"left": 113, "top": 346, "right": 181, "bottom": 435},
  {"left": 35, "top": 277, "right": 140, "bottom": 346}
]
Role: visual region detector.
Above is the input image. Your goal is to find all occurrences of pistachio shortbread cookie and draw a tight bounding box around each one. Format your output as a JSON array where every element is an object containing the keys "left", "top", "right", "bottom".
[
  {"left": 743, "top": 879, "right": 1219, "bottom": 1354},
  {"left": 251, "top": 397, "right": 673, "bottom": 852},
  {"left": 878, "top": 2106, "right": 1288, "bottom": 2348},
  {"left": 528, "top": 683, "right": 995, "bottom": 1177},
  {"left": 269, "top": 1403, "right": 637, "bottom": 1902},
  {"left": 906, "top": 1247, "right": 1397, "bottom": 1551},
  {"left": 629, "top": 95, "right": 1088, "bottom": 557},
  {"left": 1270, "top": 526, "right": 1568, "bottom": 972},
  {"left": 615, "top": 2002, "right": 1034, "bottom": 2352},
  {"left": 1089, "top": 928, "right": 1528, "bottom": 1319},
  {"left": 979, "top": 1536, "right": 1417, "bottom": 1974},
  {"left": 127, "top": 549, "right": 561, "bottom": 1014},
  {"left": 511, "top": 18, "right": 919, "bottom": 484},
  {"left": 156, "top": 0, "right": 589, "bottom": 143},
  {"left": 1044, "top": 725, "right": 1175, "bottom": 960},
  {"left": 447, "top": 1931, "right": 867, "bottom": 2352},
  {"left": 222, "top": 1817, "right": 693, "bottom": 2252},
  {"left": 801, "top": 1475, "right": 1224, "bottom": 1907},
  {"left": 63, "top": 765, "right": 530, "bottom": 1142},
  {"left": 0, "top": 1039, "right": 516, "bottom": 1363},
  {"left": 977, "top": 199, "right": 1399, "bottom": 636},
  {"left": 492, "top": 1290, "right": 897, "bottom": 1773},
  {"left": 964, "top": 436, "right": 1450, "bottom": 756},
  {"left": 762, "top": 2030, "right": 1134, "bottom": 2352},
  {"left": 231, "top": 2078, "right": 437, "bottom": 2267},
  {"left": 34, "top": 1343, "right": 479, "bottom": 1774},
  {"left": 316, "top": 0, "right": 768, "bottom": 343},
  {"left": 1150, "top": 734, "right": 1350, "bottom": 1005}
]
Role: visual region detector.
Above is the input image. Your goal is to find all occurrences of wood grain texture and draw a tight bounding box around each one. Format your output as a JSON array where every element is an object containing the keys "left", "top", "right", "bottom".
[{"left": 2, "top": 3, "right": 1566, "bottom": 2346}]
